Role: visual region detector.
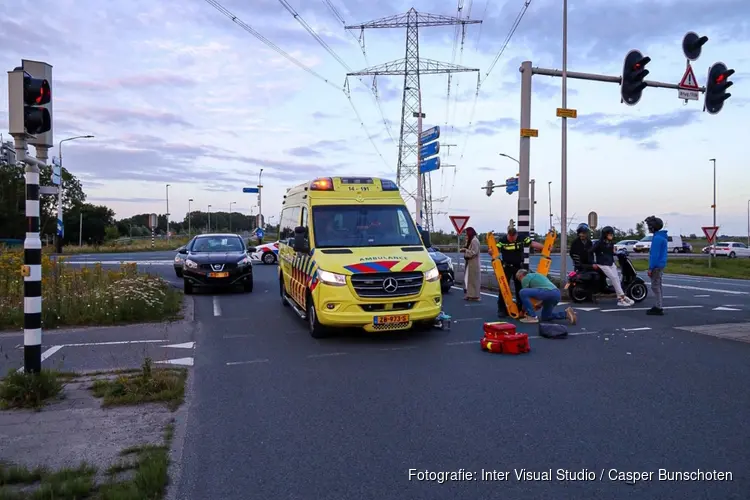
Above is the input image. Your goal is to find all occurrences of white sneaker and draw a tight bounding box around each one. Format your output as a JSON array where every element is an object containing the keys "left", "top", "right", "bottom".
[
  {"left": 625, "top": 296, "right": 635, "bottom": 305},
  {"left": 618, "top": 297, "right": 633, "bottom": 307}
]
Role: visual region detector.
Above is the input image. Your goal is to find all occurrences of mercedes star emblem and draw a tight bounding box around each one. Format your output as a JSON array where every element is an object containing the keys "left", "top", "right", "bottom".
[{"left": 383, "top": 277, "right": 399, "bottom": 293}]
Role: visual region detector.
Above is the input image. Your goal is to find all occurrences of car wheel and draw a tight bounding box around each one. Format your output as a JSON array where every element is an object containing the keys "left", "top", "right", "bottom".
[
  {"left": 441, "top": 285, "right": 451, "bottom": 294},
  {"left": 183, "top": 279, "right": 193, "bottom": 295},
  {"left": 243, "top": 278, "right": 253, "bottom": 293},
  {"left": 175, "top": 268, "right": 183, "bottom": 278},
  {"left": 672, "top": 247, "right": 679, "bottom": 253},
  {"left": 262, "top": 252, "right": 277, "bottom": 265},
  {"left": 307, "top": 292, "right": 330, "bottom": 338},
  {"left": 729, "top": 252, "right": 736, "bottom": 258}
]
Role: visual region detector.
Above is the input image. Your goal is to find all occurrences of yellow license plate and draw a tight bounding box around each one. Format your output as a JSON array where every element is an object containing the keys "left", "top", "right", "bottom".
[
  {"left": 564, "top": 283, "right": 570, "bottom": 289},
  {"left": 209, "top": 272, "right": 229, "bottom": 278},
  {"left": 374, "top": 314, "right": 409, "bottom": 325}
]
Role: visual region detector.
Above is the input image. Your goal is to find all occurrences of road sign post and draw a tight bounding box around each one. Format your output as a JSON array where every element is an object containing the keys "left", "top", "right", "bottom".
[
  {"left": 149, "top": 213, "right": 158, "bottom": 248},
  {"left": 702, "top": 226, "right": 719, "bottom": 268},
  {"left": 449, "top": 215, "right": 470, "bottom": 253},
  {"left": 587, "top": 211, "right": 598, "bottom": 230}
]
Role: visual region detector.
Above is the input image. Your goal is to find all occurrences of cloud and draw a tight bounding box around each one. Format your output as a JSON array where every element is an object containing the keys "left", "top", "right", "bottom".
[
  {"left": 87, "top": 197, "right": 165, "bottom": 203},
  {"left": 571, "top": 109, "right": 701, "bottom": 140},
  {"left": 72, "top": 107, "right": 194, "bottom": 128},
  {"left": 58, "top": 73, "right": 198, "bottom": 92}
]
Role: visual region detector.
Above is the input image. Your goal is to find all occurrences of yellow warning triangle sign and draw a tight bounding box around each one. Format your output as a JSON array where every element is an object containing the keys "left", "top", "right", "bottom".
[{"left": 679, "top": 65, "right": 699, "bottom": 90}]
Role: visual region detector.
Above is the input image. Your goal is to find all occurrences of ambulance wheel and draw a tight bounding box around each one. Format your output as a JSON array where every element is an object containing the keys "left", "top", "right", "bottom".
[
  {"left": 279, "top": 275, "right": 289, "bottom": 306},
  {"left": 307, "top": 292, "right": 331, "bottom": 339},
  {"left": 262, "top": 252, "right": 277, "bottom": 265}
]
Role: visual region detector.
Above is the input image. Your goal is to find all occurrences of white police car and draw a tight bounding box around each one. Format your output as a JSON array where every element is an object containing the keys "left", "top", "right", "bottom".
[{"left": 249, "top": 241, "right": 279, "bottom": 264}]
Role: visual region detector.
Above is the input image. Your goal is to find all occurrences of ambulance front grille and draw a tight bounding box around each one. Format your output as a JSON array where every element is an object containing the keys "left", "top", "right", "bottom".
[
  {"left": 371, "top": 322, "right": 410, "bottom": 331},
  {"left": 350, "top": 272, "right": 423, "bottom": 298}
]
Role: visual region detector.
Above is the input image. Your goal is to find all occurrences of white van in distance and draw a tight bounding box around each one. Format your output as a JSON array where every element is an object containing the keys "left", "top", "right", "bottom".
[{"left": 633, "top": 234, "right": 684, "bottom": 253}]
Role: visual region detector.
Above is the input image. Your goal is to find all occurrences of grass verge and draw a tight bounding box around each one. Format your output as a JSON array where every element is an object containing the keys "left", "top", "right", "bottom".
[
  {"left": 0, "top": 250, "right": 183, "bottom": 330},
  {"left": 631, "top": 258, "right": 750, "bottom": 279},
  {"left": 0, "top": 422, "right": 175, "bottom": 499},
  {"left": 55, "top": 237, "right": 190, "bottom": 255},
  {"left": 0, "top": 369, "right": 77, "bottom": 410},
  {"left": 90, "top": 358, "right": 187, "bottom": 411}
]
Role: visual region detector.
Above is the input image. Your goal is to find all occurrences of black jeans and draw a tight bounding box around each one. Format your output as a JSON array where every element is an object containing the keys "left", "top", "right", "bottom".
[{"left": 498, "top": 264, "right": 523, "bottom": 314}]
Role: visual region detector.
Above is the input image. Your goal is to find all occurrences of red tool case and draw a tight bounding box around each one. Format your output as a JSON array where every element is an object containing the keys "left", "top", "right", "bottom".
[{"left": 480, "top": 322, "right": 530, "bottom": 354}]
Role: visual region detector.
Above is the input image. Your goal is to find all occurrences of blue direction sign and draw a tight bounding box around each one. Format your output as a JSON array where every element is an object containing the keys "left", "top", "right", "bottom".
[
  {"left": 419, "top": 126, "right": 440, "bottom": 144},
  {"left": 419, "top": 141, "right": 439, "bottom": 158},
  {"left": 243, "top": 187, "right": 259, "bottom": 193},
  {"left": 57, "top": 219, "right": 63, "bottom": 237},
  {"left": 52, "top": 164, "right": 61, "bottom": 185},
  {"left": 505, "top": 177, "right": 519, "bottom": 194},
  {"left": 419, "top": 156, "right": 441, "bottom": 174}
]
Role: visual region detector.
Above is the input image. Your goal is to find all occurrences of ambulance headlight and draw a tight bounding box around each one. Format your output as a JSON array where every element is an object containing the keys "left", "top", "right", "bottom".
[
  {"left": 318, "top": 270, "right": 347, "bottom": 286},
  {"left": 424, "top": 267, "right": 440, "bottom": 282}
]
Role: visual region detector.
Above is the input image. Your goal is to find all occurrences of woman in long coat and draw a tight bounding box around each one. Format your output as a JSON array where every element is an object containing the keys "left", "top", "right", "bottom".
[{"left": 461, "top": 227, "right": 481, "bottom": 301}]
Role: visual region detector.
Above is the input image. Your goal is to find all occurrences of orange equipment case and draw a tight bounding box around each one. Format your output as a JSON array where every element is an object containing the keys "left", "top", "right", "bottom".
[{"left": 480, "top": 322, "right": 530, "bottom": 354}]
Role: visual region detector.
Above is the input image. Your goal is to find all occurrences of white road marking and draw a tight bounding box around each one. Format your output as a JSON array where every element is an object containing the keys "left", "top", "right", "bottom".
[
  {"left": 222, "top": 334, "right": 256, "bottom": 339},
  {"left": 155, "top": 357, "right": 194, "bottom": 366},
  {"left": 307, "top": 352, "right": 348, "bottom": 358},
  {"left": 600, "top": 305, "right": 702, "bottom": 313},
  {"left": 452, "top": 317, "right": 484, "bottom": 323},
  {"left": 379, "top": 346, "right": 417, "bottom": 351},
  {"left": 663, "top": 284, "right": 748, "bottom": 295},
  {"left": 226, "top": 359, "right": 269, "bottom": 366},
  {"left": 213, "top": 296, "right": 221, "bottom": 316},
  {"left": 713, "top": 306, "right": 741, "bottom": 311},
  {"left": 693, "top": 295, "right": 710, "bottom": 297},
  {"left": 165, "top": 342, "right": 195, "bottom": 349},
  {"left": 16, "top": 345, "right": 64, "bottom": 373},
  {"left": 446, "top": 340, "right": 479, "bottom": 345},
  {"left": 662, "top": 295, "right": 678, "bottom": 298},
  {"left": 575, "top": 307, "right": 600, "bottom": 312},
  {"left": 622, "top": 327, "right": 652, "bottom": 332},
  {"left": 61, "top": 339, "right": 167, "bottom": 347}
]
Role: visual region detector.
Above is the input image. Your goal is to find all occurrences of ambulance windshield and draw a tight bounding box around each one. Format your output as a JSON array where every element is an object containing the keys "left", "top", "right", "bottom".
[{"left": 312, "top": 205, "right": 423, "bottom": 248}]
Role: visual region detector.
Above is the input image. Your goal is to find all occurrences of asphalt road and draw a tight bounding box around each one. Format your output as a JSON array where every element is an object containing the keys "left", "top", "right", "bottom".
[{"left": 45, "top": 252, "right": 750, "bottom": 498}]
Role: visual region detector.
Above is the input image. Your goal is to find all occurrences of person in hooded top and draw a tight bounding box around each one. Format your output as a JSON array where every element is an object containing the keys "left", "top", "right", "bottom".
[
  {"left": 645, "top": 215, "right": 668, "bottom": 316},
  {"left": 590, "top": 226, "right": 634, "bottom": 307}
]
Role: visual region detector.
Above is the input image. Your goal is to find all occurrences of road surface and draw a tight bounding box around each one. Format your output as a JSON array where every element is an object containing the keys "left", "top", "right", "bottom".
[{"left": 45, "top": 252, "right": 750, "bottom": 499}]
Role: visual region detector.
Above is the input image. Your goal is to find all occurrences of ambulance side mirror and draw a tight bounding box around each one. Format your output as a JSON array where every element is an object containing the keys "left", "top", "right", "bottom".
[
  {"left": 420, "top": 230, "right": 431, "bottom": 249},
  {"left": 293, "top": 226, "right": 309, "bottom": 253}
]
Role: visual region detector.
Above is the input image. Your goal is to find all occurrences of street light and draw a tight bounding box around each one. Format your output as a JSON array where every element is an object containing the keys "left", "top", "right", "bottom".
[
  {"left": 188, "top": 198, "right": 193, "bottom": 237},
  {"left": 548, "top": 181, "right": 553, "bottom": 230},
  {"left": 258, "top": 169, "right": 264, "bottom": 229},
  {"left": 747, "top": 199, "right": 749, "bottom": 247},
  {"left": 709, "top": 159, "right": 716, "bottom": 267},
  {"left": 166, "top": 184, "right": 171, "bottom": 240},
  {"left": 56, "top": 134, "right": 94, "bottom": 253},
  {"left": 499, "top": 152, "right": 520, "bottom": 164},
  {"left": 229, "top": 201, "right": 236, "bottom": 232},
  {"left": 499, "top": 153, "right": 535, "bottom": 233},
  {"left": 207, "top": 204, "right": 212, "bottom": 232}
]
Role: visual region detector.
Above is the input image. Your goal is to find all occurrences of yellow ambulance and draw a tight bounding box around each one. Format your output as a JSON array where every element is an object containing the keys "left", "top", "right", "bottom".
[{"left": 277, "top": 177, "right": 442, "bottom": 338}]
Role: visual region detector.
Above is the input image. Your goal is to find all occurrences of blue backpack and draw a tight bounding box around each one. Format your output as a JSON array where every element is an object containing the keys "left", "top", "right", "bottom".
[{"left": 539, "top": 322, "right": 568, "bottom": 339}]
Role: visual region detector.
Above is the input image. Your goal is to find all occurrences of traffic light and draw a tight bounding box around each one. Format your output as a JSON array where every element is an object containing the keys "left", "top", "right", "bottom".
[
  {"left": 704, "top": 62, "right": 735, "bottom": 115},
  {"left": 485, "top": 180, "right": 494, "bottom": 197},
  {"left": 8, "top": 69, "right": 51, "bottom": 136},
  {"left": 620, "top": 50, "right": 651, "bottom": 105}
]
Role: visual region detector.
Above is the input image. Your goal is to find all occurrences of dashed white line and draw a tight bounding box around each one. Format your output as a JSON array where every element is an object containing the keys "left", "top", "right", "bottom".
[
  {"left": 622, "top": 327, "right": 652, "bottom": 332},
  {"left": 226, "top": 359, "right": 269, "bottom": 366},
  {"left": 445, "top": 340, "right": 480, "bottom": 345},
  {"left": 213, "top": 296, "right": 222, "bottom": 316},
  {"left": 379, "top": 346, "right": 417, "bottom": 351},
  {"left": 62, "top": 339, "right": 168, "bottom": 347},
  {"left": 693, "top": 294, "right": 710, "bottom": 298},
  {"left": 663, "top": 284, "right": 748, "bottom": 295},
  {"left": 600, "top": 305, "right": 703, "bottom": 313},
  {"left": 307, "top": 352, "right": 348, "bottom": 358}
]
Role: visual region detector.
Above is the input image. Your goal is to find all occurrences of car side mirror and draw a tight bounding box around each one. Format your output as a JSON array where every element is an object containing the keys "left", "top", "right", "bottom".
[
  {"left": 293, "top": 226, "right": 309, "bottom": 253},
  {"left": 247, "top": 247, "right": 256, "bottom": 253},
  {"left": 420, "top": 229, "right": 431, "bottom": 249},
  {"left": 178, "top": 248, "right": 188, "bottom": 254}
]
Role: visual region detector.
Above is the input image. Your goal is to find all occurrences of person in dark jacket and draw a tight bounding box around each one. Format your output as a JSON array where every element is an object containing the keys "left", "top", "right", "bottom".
[
  {"left": 645, "top": 215, "right": 668, "bottom": 315},
  {"left": 570, "top": 223, "right": 610, "bottom": 292},
  {"left": 494, "top": 228, "right": 544, "bottom": 317},
  {"left": 590, "top": 226, "right": 634, "bottom": 307}
]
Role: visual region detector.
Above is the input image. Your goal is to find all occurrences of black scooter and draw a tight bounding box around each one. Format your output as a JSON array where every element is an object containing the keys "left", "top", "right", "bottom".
[{"left": 565, "top": 249, "right": 648, "bottom": 304}]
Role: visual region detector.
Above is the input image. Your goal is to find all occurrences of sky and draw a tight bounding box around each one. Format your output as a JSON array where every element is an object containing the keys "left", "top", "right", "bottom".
[{"left": 1, "top": 0, "right": 749, "bottom": 237}]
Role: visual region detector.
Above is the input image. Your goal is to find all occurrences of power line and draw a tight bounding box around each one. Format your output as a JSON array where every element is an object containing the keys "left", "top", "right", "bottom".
[{"left": 202, "top": 0, "right": 389, "bottom": 167}]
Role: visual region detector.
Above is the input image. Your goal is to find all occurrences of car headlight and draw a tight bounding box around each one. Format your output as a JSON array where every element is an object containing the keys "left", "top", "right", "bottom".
[
  {"left": 318, "top": 270, "right": 347, "bottom": 286},
  {"left": 184, "top": 259, "right": 198, "bottom": 269},
  {"left": 447, "top": 258, "right": 453, "bottom": 271},
  {"left": 174, "top": 255, "right": 183, "bottom": 263},
  {"left": 424, "top": 267, "right": 440, "bottom": 282},
  {"left": 238, "top": 256, "right": 252, "bottom": 266}
]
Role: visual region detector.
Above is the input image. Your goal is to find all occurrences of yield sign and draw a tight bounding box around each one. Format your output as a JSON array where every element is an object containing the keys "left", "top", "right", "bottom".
[
  {"left": 701, "top": 226, "right": 719, "bottom": 244},
  {"left": 679, "top": 65, "right": 699, "bottom": 90},
  {"left": 449, "top": 215, "right": 470, "bottom": 234}
]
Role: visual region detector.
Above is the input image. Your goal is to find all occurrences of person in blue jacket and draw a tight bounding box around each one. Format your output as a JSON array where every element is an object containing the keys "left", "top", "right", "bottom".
[{"left": 645, "top": 215, "right": 667, "bottom": 315}]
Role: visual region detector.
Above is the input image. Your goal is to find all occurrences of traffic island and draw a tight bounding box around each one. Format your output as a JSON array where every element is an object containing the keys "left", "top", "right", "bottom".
[{"left": 0, "top": 358, "right": 187, "bottom": 499}]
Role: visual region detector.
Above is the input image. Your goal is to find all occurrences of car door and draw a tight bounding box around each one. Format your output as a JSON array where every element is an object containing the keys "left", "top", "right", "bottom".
[
  {"left": 735, "top": 243, "right": 750, "bottom": 257},
  {"left": 278, "top": 206, "right": 298, "bottom": 301}
]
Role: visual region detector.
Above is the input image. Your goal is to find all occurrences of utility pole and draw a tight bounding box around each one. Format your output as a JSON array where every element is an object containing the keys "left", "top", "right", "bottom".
[
  {"left": 79, "top": 213, "right": 82, "bottom": 246},
  {"left": 188, "top": 198, "right": 193, "bottom": 237},
  {"left": 207, "top": 205, "right": 212, "bottom": 233},
  {"left": 56, "top": 135, "right": 93, "bottom": 253},
  {"left": 229, "top": 201, "right": 235, "bottom": 233},
  {"left": 709, "top": 158, "right": 716, "bottom": 268},
  {"left": 530, "top": 179, "right": 536, "bottom": 235},
  {"left": 165, "top": 184, "right": 170, "bottom": 240},
  {"left": 548, "top": 181, "right": 553, "bottom": 231},
  {"left": 345, "top": 8, "right": 480, "bottom": 231},
  {"left": 560, "top": 0, "right": 569, "bottom": 284},
  {"left": 258, "top": 169, "right": 263, "bottom": 230}
]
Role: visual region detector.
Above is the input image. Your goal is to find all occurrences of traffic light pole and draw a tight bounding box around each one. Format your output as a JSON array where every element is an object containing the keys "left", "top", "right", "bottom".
[
  {"left": 529, "top": 65, "right": 705, "bottom": 92},
  {"left": 12, "top": 135, "right": 45, "bottom": 374}
]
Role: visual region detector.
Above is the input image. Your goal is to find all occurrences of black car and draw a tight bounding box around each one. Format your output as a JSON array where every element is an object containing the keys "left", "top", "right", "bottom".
[
  {"left": 174, "top": 245, "right": 187, "bottom": 277},
  {"left": 427, "top": 247, "right": 454, "bottom": 293},
  {"left": 179, "top": 234, "right": 254, "bottom": 294}
]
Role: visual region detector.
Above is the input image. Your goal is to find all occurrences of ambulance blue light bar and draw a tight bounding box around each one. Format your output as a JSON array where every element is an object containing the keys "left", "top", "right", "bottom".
[{"left": 380, "top": 179, "right": 398, "bottom": 191}]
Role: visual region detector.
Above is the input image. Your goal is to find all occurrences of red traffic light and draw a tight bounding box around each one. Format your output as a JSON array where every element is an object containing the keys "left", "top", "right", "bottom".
[{"left": 23, "top": 74, "right": 51, "bottom": 106}]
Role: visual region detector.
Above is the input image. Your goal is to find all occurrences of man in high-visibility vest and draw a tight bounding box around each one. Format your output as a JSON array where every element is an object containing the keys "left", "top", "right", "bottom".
[{"left": 493, "top": 228, "right": 544, "bottom": 317}]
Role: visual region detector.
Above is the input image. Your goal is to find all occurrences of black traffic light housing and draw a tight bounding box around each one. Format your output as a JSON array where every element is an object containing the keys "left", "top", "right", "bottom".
[
  {"left": 621, "top": 50, "right": 651, "bottom": 106},
  {"left": 682, "top": 32, "right": 708, "bottom": 61},
  {"left": 23, "top": 73, "right": 51, "bottom": 134},
  {"left": 704, "top": 62, "right": 734, "bottom": 115}
]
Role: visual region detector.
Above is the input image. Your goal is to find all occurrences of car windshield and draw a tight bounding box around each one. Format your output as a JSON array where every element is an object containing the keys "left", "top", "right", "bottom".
[
  {"left": 190, "top": 236, "right": 244, "bottom": 252},
  {"left": 639, "top": 236, "right": 653, "bottom": 242},
  {"left": 312, "top": 205, "right": 423, "bottom": 248}
]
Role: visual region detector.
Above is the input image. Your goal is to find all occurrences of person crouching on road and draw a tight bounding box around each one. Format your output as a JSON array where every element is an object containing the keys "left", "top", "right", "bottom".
[
  {"left": 591, "top": 226, "right": 634, "bottom": 307},
  {"left": 494, "top": 228, "right": 544, "bottom": 318},
  {"left": 460, "top": 226, "right": 481, "bottom": 301},
  {"left": 645, "top": 215, "right": 667, "bottom": 315},
  {"left": 515, "top": 269, "right": 577, "bottom": 325}
]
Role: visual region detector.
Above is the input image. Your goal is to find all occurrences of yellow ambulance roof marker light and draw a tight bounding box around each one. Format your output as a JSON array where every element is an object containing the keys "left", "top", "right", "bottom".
[{"left": 310, "top": 178, "right": 334, "bottom": 191}]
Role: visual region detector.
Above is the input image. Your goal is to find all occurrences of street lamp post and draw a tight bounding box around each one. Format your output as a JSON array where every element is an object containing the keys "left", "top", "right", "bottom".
[
  {"left": 207, "top": 205, "right": 212, "bottom": 232},
  {"left": 498, "top": 153, "right": 535, "bottom": 233},
  {"left": 746, "top": 199, "right": 749, "bottom": 247},
  {"left": 709, "top": 159, "right": 716, "bottom": 268},
  {"left": 229, "top": 201, "right": 235, "bottom": 232},
  {"left": 258, "top": 169, "right": 264, "bottom": 229},
  {"left": 56, "top": 135, "right": 94, "bottom": 253},
  {"left": 166, "top": 184, "right": 171, "bottom": 240},
  {"left": 548, "top": 181, "right": 553, "bottom": 231},
  {"left": 559, "top": 0, "right": 570, "bottom": 288},
  {"left": 188, "top": 198, "right": 193, "bottom": 237}
]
